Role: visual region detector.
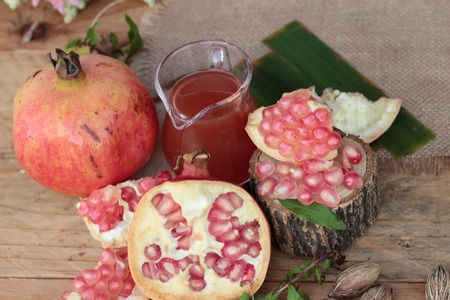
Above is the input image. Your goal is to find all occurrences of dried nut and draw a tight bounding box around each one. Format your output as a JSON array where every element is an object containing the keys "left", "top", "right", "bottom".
[
  {"left": 328, "top": 262, "right": 381, "bottom": 298},
  {"left": 426, "top": 265, "right": 450, "bottom": 300},
  {"left": 361, "top": 283, "right": 393, "bottom": 300}
]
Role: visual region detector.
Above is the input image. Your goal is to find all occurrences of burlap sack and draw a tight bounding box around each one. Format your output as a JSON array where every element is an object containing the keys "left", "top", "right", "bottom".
[{"left": 132, "top": 0, "right": 450, "bottom": 175}]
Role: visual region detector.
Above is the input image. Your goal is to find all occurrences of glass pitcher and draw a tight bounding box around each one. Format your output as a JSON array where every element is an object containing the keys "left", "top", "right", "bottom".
[{"left": 154, "top": 40, "right": 258, "bottom": 185}]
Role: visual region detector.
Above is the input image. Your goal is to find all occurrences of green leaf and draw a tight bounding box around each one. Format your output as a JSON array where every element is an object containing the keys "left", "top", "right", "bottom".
[
  {"left": 86, "top": 22, "right": 100, "bottom": 46},
  {"left": 239, "top": 293, "right": 251, "bottom": 300},
  {"left": 279, "top": 200, "right": 346, "bottom": 230},
  {"left": 314, "top": 267, "right": 323, "bottom": 284},
  {"left": 66, "top": 38, "right": 82, "bottom": 49},
  {"left": 287, "top": 285, "right": 305, "bottom": 300},
  {"left": 121, "top": 14, "right": 143, "bottom": 62},
  {"left": 109, "top": 32, "right": 119, "bottom": 48}
]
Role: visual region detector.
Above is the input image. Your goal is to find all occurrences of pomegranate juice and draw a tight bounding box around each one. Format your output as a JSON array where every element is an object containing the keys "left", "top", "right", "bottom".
[{"left": 162, "top": 69, "right": 257, "bottom": 184}]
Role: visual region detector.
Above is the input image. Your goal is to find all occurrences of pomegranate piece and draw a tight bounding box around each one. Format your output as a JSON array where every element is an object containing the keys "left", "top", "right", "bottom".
[
  {"left": 77, "top": 171, "right": 172, "bottom": 248},
  {"left": 246, "top": 87, "right": 339, "bottom": 165},
  {"left": 128, "top": 150, "right": 271, "bottom": 300},
  {"left": 61, "top": 248, "right": 145, "bottom": 300}
]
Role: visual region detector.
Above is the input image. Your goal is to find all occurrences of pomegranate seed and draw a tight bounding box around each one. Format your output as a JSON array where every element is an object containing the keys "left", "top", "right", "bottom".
[
  {"left": 294, "top": 150, "right": 309, "bottom": 164},
  {"left": 108, "top": 276, "right": 124, "bottom": 295},
  {"left": 240, "top": 223, "right": 260, "bottom": 244},
  {"left": 314, "top": 107, "right": 333, "bottom": 127},
  {"left": 137, "top": 177, "right": 156, "bottom": 194},
  {"left": 61, "top": 291, "right": 71, "bottom": 300},
  {"left": 150, "top": 193, "right": 164, "bottom": 208},
  {"left": 264, "top": 133, "right": 281, "bottom": 149},
  {"left": 176, "top": 234, "right": 191, "bottom": 250},
  {"left": 282, "top": 113, "right": 301, "bottom": 128},
  {"left": 247, "top": 242, "right": 262, "bottom": 258},
  {"left": 343, "top": 143, "right": 363, "bottom": 165},
  {"left": 302, "top": 158, "right": 328, "bottom": 174},
  {"left": 259, "top": 118, "right": 272, "bottom": 135},
  {"left": 155, "top": 170, "right": 172, "bottom": 185},
  {"left": 128, "top": 200, "right": 139, "bottom": 212},
  {"left": 214, "top": 194, "right": 237, "bottom": 212},
  {"left": 257, "top": 176, "right": 278, "bottom": 197},
  {"left": 312, "top": 143, "right": 331, "bottom": 158},
  {"left": 82, "top": 268, "right": 101, "bottom": 286},
  {"left": 77, "top": 200, "right": 90, "bottom": 216},
  {"left": 119, "top": 279, "right": 134, "bottom": 297},
  {"left": 87, "top": 207, "right": 105, "bottom": 224},
  {"left": 313, "top": 127, "right": 330, "bottom": 141},
  {"left": 272, "top": 106, "right": 282, "bottom": 117},
  {"left": 289, "top": 99, "right": 311, "bottom": 119},
  {"left": 255, "top": 160, "right": 276, "bottom": 178},
  {"left": 208, "top": 207, "right": 231, "bottom": 222},
  {"left": 189, "top": 264, "right": 205, "bottom": 278},
  {"left": 226, "top": 192, "right": 244, "bottom": 210},
  {"left": 296, "top": 186, "right": 314, "bottom": 205},
  {"left": 213, "top": 257, "right": 233, "bottom": 277},
  {"left": 227, "top": 260, "right": 247, "bottom": 282},
  {"left": 271, "top": 119, "right": 286, "bottom": 135},
  {"left": 99, "top": 248, "right": 116, "bottom": 265},
  {"left": 142, "top": 262, "right": 159, "bottom": 280},
  {"left": 298, "top": 138, "right": 315, "bottom": 150},
  {"left": 303, "top": 173, "right": 325, "bottom": 191},
  {"left": 291, "top": 88, "right": 311, "bottom": 101},
  {"left": 104, "top": 204, "right": 121, "bottom": 219},
  {"left": 100, "top": 185, "right": 120, "bottom": 206},
  {"left": 94, "top": 279, "right": 108, "bottom": 292},
  {"left": 296, "top": 126, "right": 312, "bottom": 138},
  {"left": 87, "top": 190, "right": 103, "bottom": 207},
  {"left": 120, "top": 185, "right": 138, "bottom": 202},
  {"left": 241, "top": 264, "right": 256, "bottom": 285},
  {"left": 204, "top": 252, "right": 221, "bottom": 268},
  {"left": 230, "top": 216, "right": 241, "bottom": 229},
  {"left": 189, "top": 277, "right": 206, "bottom": 291},
  {"left": 114, "top": 263, "right": 129, "bottom": 279},
  {"left": 327, "top": 131, "right": 342, "bottom": 149},
  {"left": 289, "top": 165, "right": 305, "bottom": 181},
  {"left": 283, "top": 129, "right": 297, "bottom": 143},
  {"left": 80, "top": 287, "right": 96, "bottom": 300},
  {"left": 177, "top": 257, "right": 192, "bottom": 271},
  {"left": 158, "top": 258, "right": 180, "bottom": 276},
  {"left": 317, "top": 187, "right": 341, "bottom": 208},
  {"left": 343, "top": 171, "right": 364, "bottom": 190},
  {"left": 171, "top": 223, "right": 192, "bottom": 238},
  {"left": 144, "top": 244, "right": 162, "bottom": 261},
  {"left": 262, "top": 107, "right": 273, "bottom": 118},
  {"left": 208, "top": 221, "right": 232, "bottom": 237},
  {"left": 98, "top": 264, "right": 115, "bottom": 281},
  {"left": 164, "top": 209, "right": 186, "bottom": 229},
  {"left": 275, "top": 162, "right": 291, "bottom": 177},
  {"left": 323, "top": 167, "right": 344, "bottom": 186},
  {"left": 188, "top": 255, "right": 199, "bottom": 265},
  {"left": 153, "top": 194, "right": 180, "bottom": 216},
  {"left": 301, "top": 114, "right": 318, "bottom": 128},
  {"left": 218, "top": 229, "right": 240, "bottom": 243},
  {"left": 278, "top": 96, "right": 293, "bottom": 111},
  {"left": 222, "top": 242, "right": 246, "bottom": 261},
  {"left": 278, "top": 142, "right": 294, "bottom": 157},
  {"left": 273, "top": 177, "right": 297, "bottom": 199},
  {"left": 72, "top": 276, "right": 87, "bottom": 293}
]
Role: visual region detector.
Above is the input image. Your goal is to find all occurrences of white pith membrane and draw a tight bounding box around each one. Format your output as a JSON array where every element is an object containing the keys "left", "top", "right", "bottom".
[
  {"left": 321, "top": 88, "right": 401, "bottom": 143},
  {"left": 128, "top": 180, "right": 271, "bottom": 300},
  {"left": 77, "top": 172, "right": 172, "bottom": 248},
  {"left": 62, "top": 248, "right": 148, "bottom": 300}
]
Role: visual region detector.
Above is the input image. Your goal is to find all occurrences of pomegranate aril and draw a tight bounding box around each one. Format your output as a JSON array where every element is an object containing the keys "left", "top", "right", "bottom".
[
  {"left": 240, "top": 223, "right": 260, "bottom": 244},
  {"left": 77, "top": 200, "right": 90, "bottom": 216},
  {"left": 171, "top": 223, "right": 192, "bottom": 238},
  {"left": 275, "top": 162, "right": 291, "bottom": 177},
  {"left": 314, "top": 107, "right": 333, "bottom": 127},
  {"left": 204, "top": 252, "right": 221, "bottom": 268},
  {"left": 213, "top": 257, "right": 233, "bottom": 277},
  {"left": 119, "top": 279, "right": 134, "bottom": 297},
  {"left": 290, "top": 100, "right": 311, "bottom": 119},
  {"left": 264, "top": 133, "right": 281, "bottom": 149},
  {"left": 155, "top": 170, "right": 172, "bottom": 185},
  {"left": 303, "top": 173, "right": 325, "bottom": 191},
  {"left": 176, "top": 234, "right": 191, "bottom": 250},
  {"left": 218, "top": 229, "right": 239, "bottom": 242},
  {"left": 153, "top": 194, "right": 180, "bottom": 216},
  {"left": 313, "top": 127, "right": 330, "bottom": 141},
  {"left": 208, "top": 207, "right": 231, "bottom": 222},
  {"left": 241, "top": 264, "right": 256, "bottom": 285},
  {"left": 189, "top": 277, "right": 206, "bottom": 291},
  {"left": 301, "top": 114, "right": 318, "bottom": 128},
  {"left": 94, "top": 279, "right": 108, "bottom": 292},
  {"left": 82, "top": 268, "right": 101, "bottom": 286},
  {"left": 157, "top": 258, "right": 179, "bottom": 277},
  {"left": 72, "top": 276, "right": 87, "bottom": 293},
  {"left": 278, "top": 142, "right": 294, "bottom": 157},
  {"left": 230, "top": 216, "right": 241, "bottom": 229},
  {"left": 259, "top": 118, "right": 272, "bottom": 135},
  {"left": 273, "top": 177, "right": 297, "bottom": 199},
  {"left": 247, "top": 242, "right": 262, "bottom": 258},
  {"left": 137, "top": 177, "right": 156, "bottom": 194},
  {"left": 343, "top": 143, "right": 363, "bottom": 165},
  {"left": 271, "top": 119, "right": 286, "bottom": 135},
  {"left": 177, "top": 257, "right": 192, "bottom": 271},
  {"left": 327, "top": 131, "right": 342, "bottom": 149},
  {"left": 209, "top": 221, "right": 232, "bottom": 237},
  {"left": 189, "top": 264, "right": 205, "bottom": 278},
  {"left": 101, "top": 185, "right": 120, "bottom": 206},
  {"left": 80, "top": 287, "right": 97, "bottom": 300},
  {"left": 99, "top": 248, "right": 116, "bottom": 265},
  {"left": 144, "top": 244, "right": 162, "bottom": 261},
  {"left": 255, "top": 160, "right": 276, "bottom": 178},
  {"left": 104, "top": 203, "right": 121, "bottom": 219},
  {"left": 227, "top": 192, "right": 244, "bottom": 210},
  {"left": 323, "top": 167, "right": 344, "bottom": 186},
  {"left": 289, "top": 165, "right": 305, "bottom": 181},
  {"left": 142, "top": 262, "right": 159, "bottom": 280},
  {"left": 114, "top": 263, "right": 129, "bottom": 279},
  {"left": 343, "top": 171, "right": 364, "bottom": 190},
  {"left": 317, "top": 187, "right": 341, "bottom": 208},
  {"left": 302, "top": 158, "right": 328, "bottom": 174},
  {"left": 108, "top": 276, "right": 124, "bottom": 295},
  {"left": 87, "top": 207, "right": 105, "bottom": 224},
  {"left": 214, "top": 194, "right": 238, "bottom": 212},
  {"left": 98, "top": 264, "right": 115, "bottom": 281},
  {"left": 312, "top": 143, "right": 331, "bottom": 158},
  {"left": 227, "top": 260, "right": 247, "bottom": 282},
  {"left": 256, "top": 176, "right": 278, "bottom": 197},
  {"left": 278, "top": 96, "right": 293, "bottom": 111},
  {"left": 294, "top": 150, "right": 309, "bottom": 164},
  {"left": 222, "top": 242, "right": 246, "bottom": 261},
  {"left": 87, "top": 190, "right": 103, "bottom": 206},
  {"left": 164, "top": 209, "right": 186, "bottom": 229},
  {"left": 282, "top": 113, "right": 301, "bottom": 128},
  {"left": 128, "top": 200, "right": 139, "bottom": 212}
]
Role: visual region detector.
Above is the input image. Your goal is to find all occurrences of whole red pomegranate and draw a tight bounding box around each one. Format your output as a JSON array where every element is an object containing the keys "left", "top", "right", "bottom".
[
  {"left": 128, "top": 150, "right": 271, "bottom": 300},
  {"left": 13, "top": 49, "right": 158, "bottom": 196}
]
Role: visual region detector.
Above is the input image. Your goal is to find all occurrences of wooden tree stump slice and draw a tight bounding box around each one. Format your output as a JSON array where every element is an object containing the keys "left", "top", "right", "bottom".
[{"left": 248, "top": 134, "right": 380, "bottom": 257}]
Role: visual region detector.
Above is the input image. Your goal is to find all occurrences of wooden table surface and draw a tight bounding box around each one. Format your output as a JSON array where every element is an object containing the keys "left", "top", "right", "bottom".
[{"left": 1, "top": 1, "right": 449, "bottom": 299}]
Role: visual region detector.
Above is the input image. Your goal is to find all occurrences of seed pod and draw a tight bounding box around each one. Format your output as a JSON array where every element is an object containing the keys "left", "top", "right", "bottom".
[
  {"left": 426, "top": 265, "right": 450, "bottom": 300},
  {"left": 361, "top": 283, "right": 393, "bottom": 300},
  {"left": 328, "top": 262, "right": 381, "bottom": 298}
]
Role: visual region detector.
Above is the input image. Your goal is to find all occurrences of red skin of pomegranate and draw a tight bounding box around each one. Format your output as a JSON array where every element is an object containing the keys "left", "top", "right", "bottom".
[{"left": 13, "top": 51, "right": 158, "bottom": 196}]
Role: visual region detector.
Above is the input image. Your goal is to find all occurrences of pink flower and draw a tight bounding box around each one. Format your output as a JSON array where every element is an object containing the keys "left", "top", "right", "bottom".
[{"left": 30, "top": 0, "right": 82, "bottom": 14}]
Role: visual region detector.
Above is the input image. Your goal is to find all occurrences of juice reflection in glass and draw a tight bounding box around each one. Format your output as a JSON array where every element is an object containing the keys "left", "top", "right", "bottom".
[{"left": 154, "top": 40, "right": 257, "bottom": 185}]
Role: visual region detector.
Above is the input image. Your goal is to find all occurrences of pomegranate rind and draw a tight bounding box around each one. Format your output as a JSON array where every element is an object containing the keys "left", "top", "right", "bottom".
[
  {"left": 128, "top": 180, "right": 271, "bottom": 300},
  {"left": 245, "top": 89, "right": 338, "bottom": 164},
  {"left": 321, "top": 88, "right": 401, "bottom": 143}
]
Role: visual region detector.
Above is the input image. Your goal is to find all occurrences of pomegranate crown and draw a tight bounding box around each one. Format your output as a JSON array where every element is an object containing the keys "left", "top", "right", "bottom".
[
  {"left": 47, "top": 48, "right": 82, "bottom": 80},
  {"left": 174, "top": 149, "right": 211, "bottom": 180}
]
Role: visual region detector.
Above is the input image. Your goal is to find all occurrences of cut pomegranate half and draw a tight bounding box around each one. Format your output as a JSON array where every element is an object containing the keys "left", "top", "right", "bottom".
[
  {"left": 77, "top": 171, "right": 172, "bottom": 248},
  {"left": 128, "top": 150, "right": 271, "bottom": 300}
]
